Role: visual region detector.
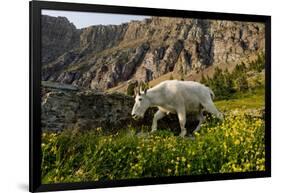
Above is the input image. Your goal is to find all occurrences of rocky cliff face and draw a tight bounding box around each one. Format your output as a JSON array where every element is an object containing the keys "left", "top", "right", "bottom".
[
  {"left": 42, "top": 15, "right": 81, "bottom": 65},
  {"left": 42, "top": 16, "right": 265, "bottom": 91}
]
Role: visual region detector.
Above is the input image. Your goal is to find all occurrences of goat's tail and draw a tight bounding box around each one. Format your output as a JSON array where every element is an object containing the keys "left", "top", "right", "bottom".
[{"left": 208, "top": 87, "right": 215, "bottom": 100}]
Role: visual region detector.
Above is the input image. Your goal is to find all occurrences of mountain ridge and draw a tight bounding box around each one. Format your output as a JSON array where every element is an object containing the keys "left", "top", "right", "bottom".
[{"left": 41, "top": 15, "right": 265, "bottom": 91}]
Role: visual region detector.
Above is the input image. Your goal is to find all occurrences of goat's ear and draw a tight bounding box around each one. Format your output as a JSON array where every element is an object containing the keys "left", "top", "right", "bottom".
[
  {"left": 139, "top": 81, "right": 145, "bottom": 92},
  {"left": 134, "top": 86, "right": 139, "bottom": 96},
  {"left": 134, "top": 84, "right": 141, "bottom": 96}
]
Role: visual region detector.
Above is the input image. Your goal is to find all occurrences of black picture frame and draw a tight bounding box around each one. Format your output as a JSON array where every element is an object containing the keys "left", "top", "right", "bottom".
[{"left": 29, "top": 1, "right": 271, "bottom": 192}]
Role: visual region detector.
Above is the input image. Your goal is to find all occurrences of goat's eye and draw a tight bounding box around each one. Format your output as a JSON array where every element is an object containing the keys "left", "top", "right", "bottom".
[{"left": 139, "top": 98, "right": 142, "bottom": 101}]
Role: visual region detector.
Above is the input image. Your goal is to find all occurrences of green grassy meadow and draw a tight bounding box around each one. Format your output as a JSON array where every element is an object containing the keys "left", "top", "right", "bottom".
[{"left": 215, "top": 87, "right": 265, "bottom": 110}]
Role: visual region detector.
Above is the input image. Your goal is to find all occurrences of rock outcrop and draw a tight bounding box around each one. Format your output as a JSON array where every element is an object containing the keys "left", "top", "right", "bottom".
[
  {"left": 41, "top": 86, "right": 134, "bottom": 132},
  {"left": 41, "top": 15, "right": 265, "bottom": 91},
  {"left": 41, "top": 83, "right": 199, "bottom": 134}
]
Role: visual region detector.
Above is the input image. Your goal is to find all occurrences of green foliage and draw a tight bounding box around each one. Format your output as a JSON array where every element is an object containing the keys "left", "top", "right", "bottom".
[
  {"left": 248, "top": 53, "right": 265, "bottom": 72},
  {"left": 127, "top": 83, "right": 136, "bottom": 96},
  {"left": 200, "top": 53, "right": 265, "bottom": 100},
  {"left": 235, "top": 74, "right": 249, "bottom": 92},
  {"left": 202, "top": 67, "right": 236, "bottom": 100},
  {"left": 215, "top": 87, "right": 265, "bottom": 111},
  {"left": 142, "top": 82, "right": 150, "bottom": 90},
  {"left": 41, "top": 110, "right": 265, "bottom": 183},
  {"left": 216, "top": 68, "right": 235, "bottom": 98}
]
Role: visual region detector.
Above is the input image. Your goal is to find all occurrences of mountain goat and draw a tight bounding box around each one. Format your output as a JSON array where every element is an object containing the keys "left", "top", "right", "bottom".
[{"left": 131, "top": 80, "right": 223, "bottom": 137}]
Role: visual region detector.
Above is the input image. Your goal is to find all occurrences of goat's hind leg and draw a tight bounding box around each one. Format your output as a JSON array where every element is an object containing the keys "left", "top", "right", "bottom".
[{"left": 202, "top": 101, "right": 223, "bottom": 120}]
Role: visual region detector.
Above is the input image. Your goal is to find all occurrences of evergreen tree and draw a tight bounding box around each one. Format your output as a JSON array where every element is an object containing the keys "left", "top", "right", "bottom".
[
  {"left": 236, "top": 74, "right": 248, "bottom": 92},
  {"left": 224, "top": 69, "right": 235, "bottom": 94},
  {"left": 201, "top": 73, "right": 208, "bottom": 85}
]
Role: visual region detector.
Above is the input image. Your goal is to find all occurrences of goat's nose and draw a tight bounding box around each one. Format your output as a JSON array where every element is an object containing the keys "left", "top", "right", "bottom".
[{"left": 132, "top": 113, "right": 136, "bottom": 116}]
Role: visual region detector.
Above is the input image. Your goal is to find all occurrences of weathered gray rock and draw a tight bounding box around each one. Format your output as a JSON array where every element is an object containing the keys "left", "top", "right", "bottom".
[
  {"left": 122, "top": 43, "right": 150, "bottom": 80},
  {"left": 42, "top": 81, "right": 79, "bottom": 91},
  {"left": 41, "top": 15, "right": 80, "bottom": 65},
  {"left": 42, "top": 51, "right": 80, "bottom": 81},
  {"left": 79, "top": 24, "right": 128, "bottom": 55},
  {"left": 41, "top": 15, "right": 265, "bottom": 91}
]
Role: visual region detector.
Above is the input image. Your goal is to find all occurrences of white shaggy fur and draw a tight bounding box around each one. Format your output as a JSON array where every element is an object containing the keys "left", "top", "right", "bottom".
[{"left": 131, "top": 80, "right": 223, "bottom": 137}]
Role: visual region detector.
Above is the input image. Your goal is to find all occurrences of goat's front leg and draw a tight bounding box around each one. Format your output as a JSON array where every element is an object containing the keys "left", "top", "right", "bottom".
[
  {"left": 177, "top": 108, "right": 187, "bottom": 137},
  {"left": 151, "top": 110, "right": 166, "bottom": 133}
]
